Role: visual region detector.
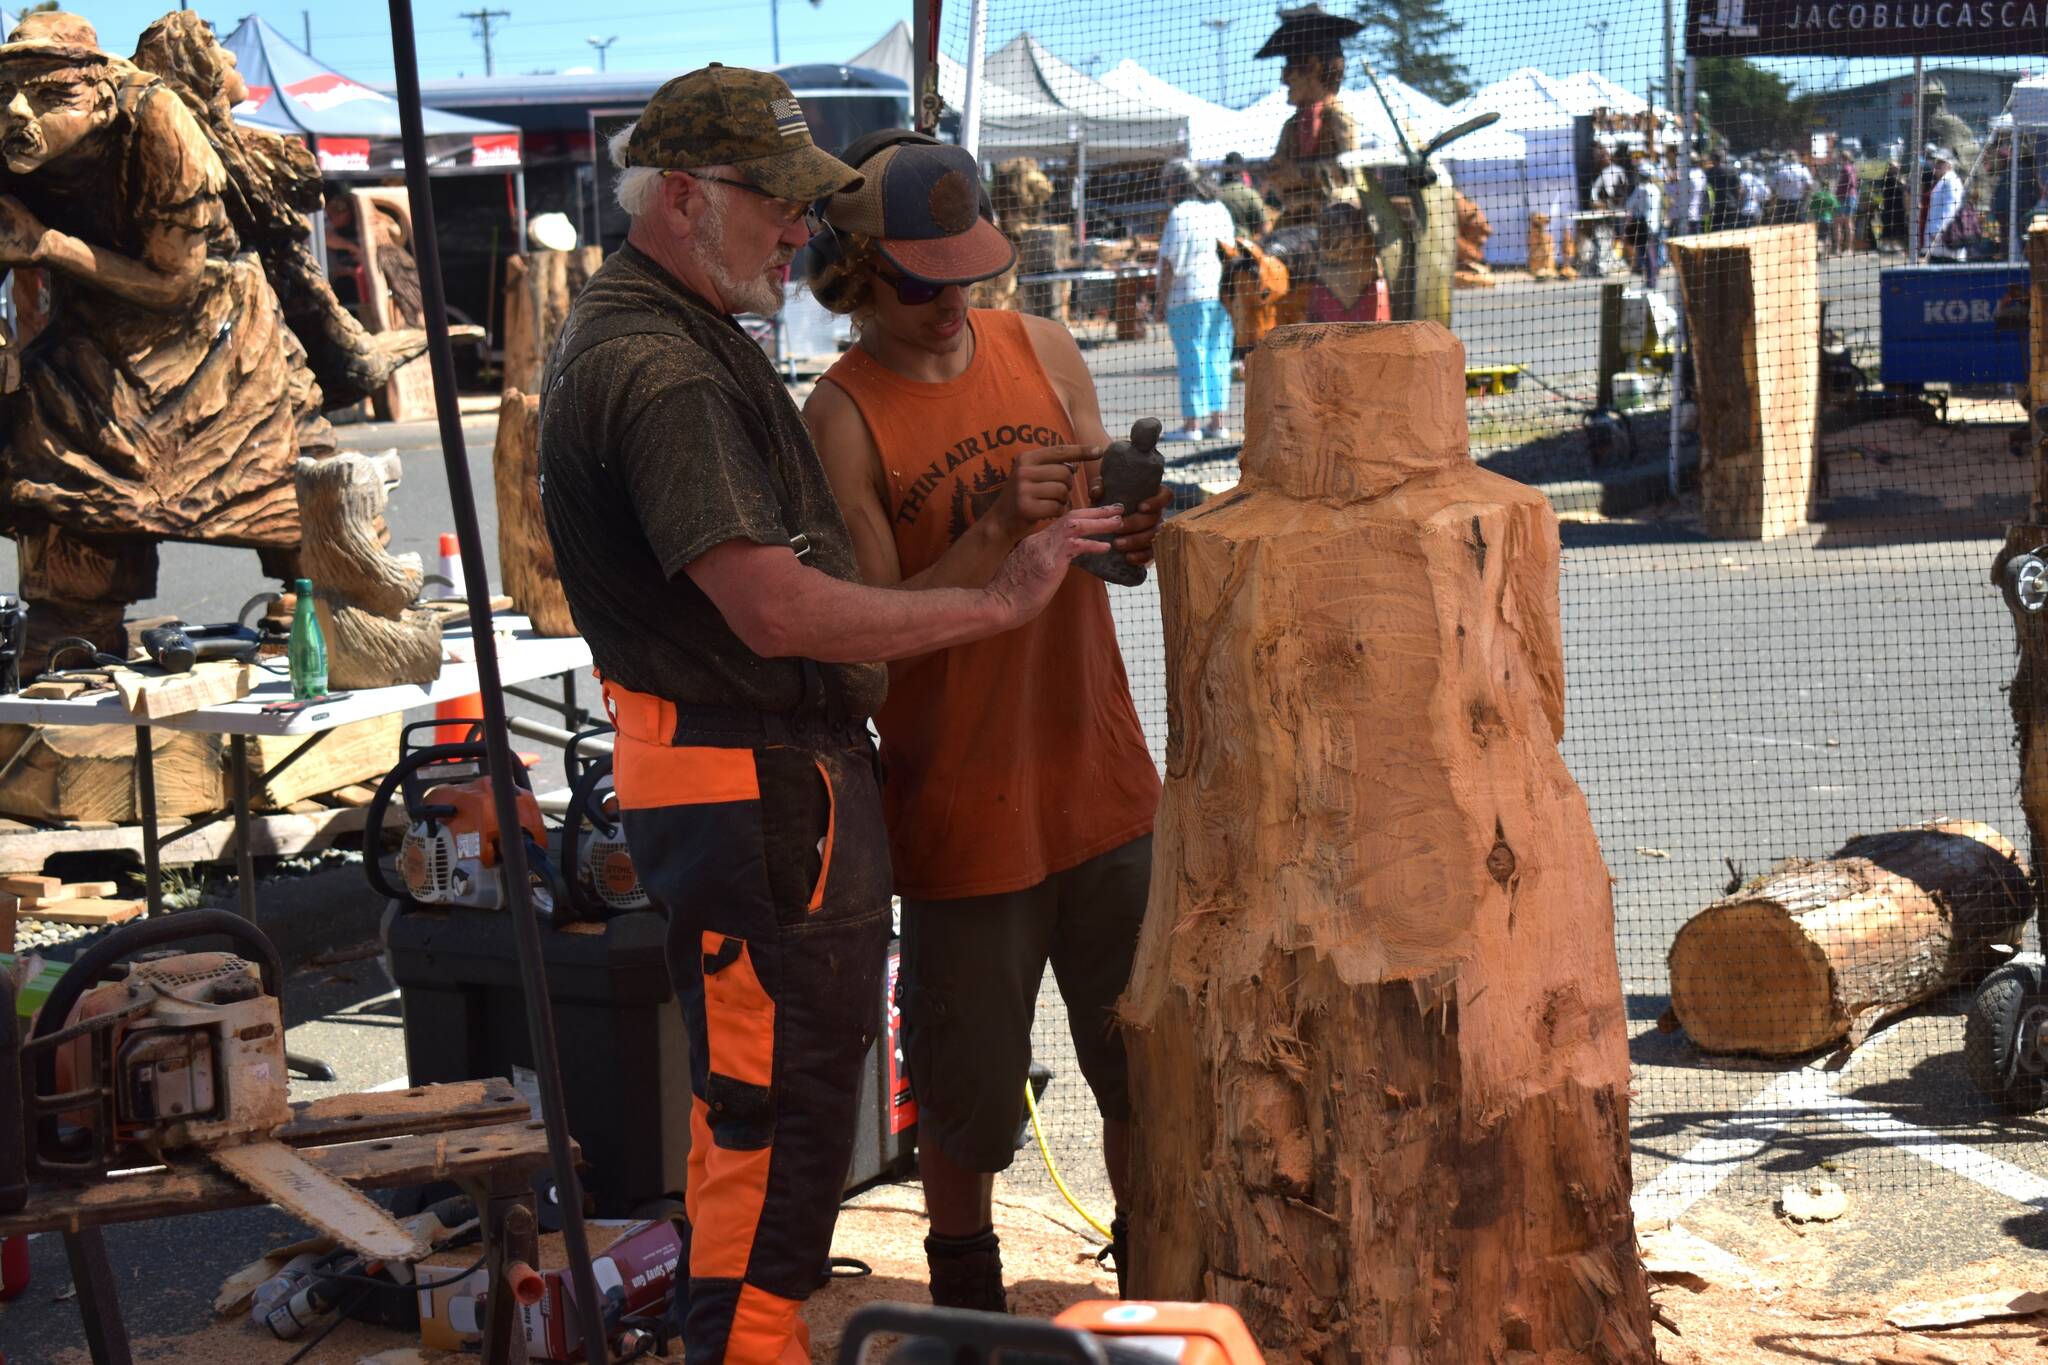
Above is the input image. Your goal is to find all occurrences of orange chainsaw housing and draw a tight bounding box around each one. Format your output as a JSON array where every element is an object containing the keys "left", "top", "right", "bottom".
[
  {"left": 401, "top": 779, "right": 545, "bottom": 876},
  {"left": 1054, "top": 1301, "right": 1264, "bottom": 1364}
]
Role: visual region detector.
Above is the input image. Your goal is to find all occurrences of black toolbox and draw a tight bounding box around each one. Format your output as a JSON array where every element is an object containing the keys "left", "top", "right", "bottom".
[{"left": 382, "top": 904, "right": 914, "bottom": 1215}]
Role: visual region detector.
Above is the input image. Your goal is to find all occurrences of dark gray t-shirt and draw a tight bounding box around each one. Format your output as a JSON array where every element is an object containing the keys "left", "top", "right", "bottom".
[{"left": 538, "top": 244, "right": 887, "bottom": 719}]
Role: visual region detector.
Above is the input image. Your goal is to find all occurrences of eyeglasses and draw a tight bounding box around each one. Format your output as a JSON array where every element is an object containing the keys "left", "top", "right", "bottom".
[
  {"left": 669, "top": 171, "right": 819, "bottom": 230},
  {"left": 875, "top": 269, "right": 951, "bottom": 307}
]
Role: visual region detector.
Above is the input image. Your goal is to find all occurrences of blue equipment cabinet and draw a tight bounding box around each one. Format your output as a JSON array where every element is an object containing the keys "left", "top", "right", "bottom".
[{"left": 1880, "top": 264, "right": 2030, "bottom": 389}]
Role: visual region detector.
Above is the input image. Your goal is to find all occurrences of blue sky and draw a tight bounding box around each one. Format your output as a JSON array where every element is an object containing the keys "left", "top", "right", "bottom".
[{"left": 20, "top": 1, "right": 2028, "bottom": 102}]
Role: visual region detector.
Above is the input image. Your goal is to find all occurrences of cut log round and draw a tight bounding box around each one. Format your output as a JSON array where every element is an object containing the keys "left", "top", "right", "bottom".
[
  {"left": 1123, "top": 322, "right": 1651, "bottom": 1363},
  {"left": 1668, "top": 820, "right": 2030, "bottom": 1056}
]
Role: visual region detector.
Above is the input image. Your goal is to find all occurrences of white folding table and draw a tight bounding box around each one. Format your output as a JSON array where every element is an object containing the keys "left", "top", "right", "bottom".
[{"left": 0, "top": 614, "right": 592, "bottom": 1076}]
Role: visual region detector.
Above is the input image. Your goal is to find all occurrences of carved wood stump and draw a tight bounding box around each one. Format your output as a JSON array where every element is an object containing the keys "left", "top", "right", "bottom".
[
  {"left": 295, "top": 453, "right": 442, "bottom": 690},
  {"left": 1123, "top": 322, "right": 1651, "bottom": 1363},
  {"left": 492, "top": 391, "right": 576, "bottom": 636}
]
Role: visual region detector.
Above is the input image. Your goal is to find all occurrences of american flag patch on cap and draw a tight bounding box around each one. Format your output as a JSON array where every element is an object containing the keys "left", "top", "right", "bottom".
[{"left": 769, "top": 97, "right": 807, "bottom": 140}]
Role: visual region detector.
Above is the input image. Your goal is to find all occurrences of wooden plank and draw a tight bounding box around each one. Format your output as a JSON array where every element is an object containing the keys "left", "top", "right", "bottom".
[
  {"left": 328, "top": 784, "right": 377, "bottom": 807},
  {"left": 279, "top": 1079, "right": 530, "bottom": 1146},
  {"left": 0, "top": 1121, "right": 562, "bottom": 1236},
  {"left": 248, "top": 714, "right": 401, "bottom": 810},
  {"left": 0, "top": 893, "right": 13, "bottom": 952},
  {"left": 52, "top": 881, "right": 118, "bottom": 901},
  {"left": 117, "top": 662, "right": 260, "bottom": 721},
  {"left": 1, "top": 874, "right": 61, "bottom": 898},
  {"left": 0, "top": 802, "right": 405, "bottom": 874},
  {"left": 23, "top": 898, "right": 144, "bottom": 927}
]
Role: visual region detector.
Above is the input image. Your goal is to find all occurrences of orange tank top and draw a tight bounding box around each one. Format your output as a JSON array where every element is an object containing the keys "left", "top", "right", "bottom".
[{"left": 821, "top": 309, "right": 1159, "bottom": 900}]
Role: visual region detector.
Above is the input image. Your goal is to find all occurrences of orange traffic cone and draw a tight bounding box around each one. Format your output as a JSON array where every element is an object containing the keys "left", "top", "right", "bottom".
[{"left": 434, "top": 532, "right": 484, "bottom": 746}]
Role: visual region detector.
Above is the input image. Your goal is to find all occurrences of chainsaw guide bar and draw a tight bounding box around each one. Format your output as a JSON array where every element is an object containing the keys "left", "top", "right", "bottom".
[{"left": 210, "top": 1139, "right": 422, "bottom": 1261}]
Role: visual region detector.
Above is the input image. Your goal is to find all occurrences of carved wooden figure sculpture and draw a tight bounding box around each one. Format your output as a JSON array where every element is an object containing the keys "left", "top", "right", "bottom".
[
  {"left": 0, "top": 13, "right": 328, "bottom": 661},
  {"left": 129, "top": 10, "right": 425, "bottom": 408},
  {"left": 294, "top": 452, "right": 442, "bottom": 690},
  {"left": 1122, "top": 323, "right": 1652, "bottom": 1363}
]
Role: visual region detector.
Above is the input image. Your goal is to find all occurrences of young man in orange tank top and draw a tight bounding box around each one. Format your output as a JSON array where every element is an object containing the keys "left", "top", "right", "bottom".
[{"left": 801, "top": 136, "right": 1169, "bottom": 1310}]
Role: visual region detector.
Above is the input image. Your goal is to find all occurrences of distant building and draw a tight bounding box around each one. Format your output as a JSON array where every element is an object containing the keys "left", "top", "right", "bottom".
[{"left": 1808, "top": 67, "right": 2020, "bottom": 154}]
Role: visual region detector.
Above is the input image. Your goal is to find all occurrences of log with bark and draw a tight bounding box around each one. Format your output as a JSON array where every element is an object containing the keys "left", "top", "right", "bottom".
[
  {"left": 295, "top": 453, "right": 442, "bottom": 690},
  {"left": 1670, "top": 823, "right": 2032, "bottom": 1057},
  {"left": 1122, "top": 322, "right": 1651, "bottom": 1363},
  {"left": 492, "top": 391, "right": 577, "bottom": 636}
]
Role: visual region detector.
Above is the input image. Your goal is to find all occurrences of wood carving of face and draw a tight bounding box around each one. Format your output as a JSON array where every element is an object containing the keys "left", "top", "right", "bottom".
[{"left": 0, "top": 64, "right": 113, "bottom": 175}]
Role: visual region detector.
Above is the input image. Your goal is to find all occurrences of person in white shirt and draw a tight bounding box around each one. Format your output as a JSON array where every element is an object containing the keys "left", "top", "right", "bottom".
[
  {"left": 1154, "top": 160, "right": 1238, "bottom": 441},
  {"left": 1623, "top": 164, "right": 1665, "bottom": 288},
  {"left": 1739, "top": 162, "right": 1767, "bottom": 227},
  {"left": 1766, "top": 155, "right": 1813, "bottom": 224},
  {"left": 1923, "top": 149, "right": 1967, "bottom": 261},
  {"left": 1686, "top": 163, "right": 1710, "bottom": 234}
]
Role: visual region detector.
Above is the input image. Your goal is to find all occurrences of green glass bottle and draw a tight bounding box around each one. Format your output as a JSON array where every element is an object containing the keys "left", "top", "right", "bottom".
[{"left": 288, "top": 578, "right": 328, "bottom": 700}]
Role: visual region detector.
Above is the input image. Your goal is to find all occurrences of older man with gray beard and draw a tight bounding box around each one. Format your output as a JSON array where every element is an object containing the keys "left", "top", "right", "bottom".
[{"left": 537, "top": 63, "right": 1118, "bottom": 1365}]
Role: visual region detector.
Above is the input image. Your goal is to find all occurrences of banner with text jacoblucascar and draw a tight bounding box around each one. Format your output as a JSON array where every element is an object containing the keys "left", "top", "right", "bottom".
[{"left": 1688, "top": 0, "right": 2048, "bottom": 56}]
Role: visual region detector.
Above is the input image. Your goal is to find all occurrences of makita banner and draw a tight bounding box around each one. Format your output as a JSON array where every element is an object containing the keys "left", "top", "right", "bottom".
[{"left": 1689, "top": 0, "right": 2048, "bottom": 56}]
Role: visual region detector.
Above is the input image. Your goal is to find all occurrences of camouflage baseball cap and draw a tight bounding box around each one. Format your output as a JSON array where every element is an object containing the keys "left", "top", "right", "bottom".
[{"left": 623, "top": 63, "right": 862, "bottom": 203}]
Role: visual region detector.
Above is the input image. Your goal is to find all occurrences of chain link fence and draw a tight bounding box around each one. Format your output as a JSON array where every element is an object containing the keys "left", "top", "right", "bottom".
[{"left": 918, "top": 0, "right": 2048, "bottom": 1236}]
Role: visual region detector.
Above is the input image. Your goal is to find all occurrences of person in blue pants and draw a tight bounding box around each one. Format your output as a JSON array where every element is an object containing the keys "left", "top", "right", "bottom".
[{"left": 1154, "top": 160, "right": 1238, "bottom": 442}]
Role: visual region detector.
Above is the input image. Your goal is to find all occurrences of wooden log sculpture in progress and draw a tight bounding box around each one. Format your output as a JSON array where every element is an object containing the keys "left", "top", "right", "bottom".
[
  {"left": 500, "top": 248, "right": 604, "bottom": 395},
  {"left": 1123, "top": 323, "right": 1651, "bottom": 1362},
  {"left": 295, "top": 453, "right": 442, "bottom": 690},
  {"left": 492, "top": 390, "right": 576, "bottom": 636},
  {"left": 0, "top": 12, "right": 330, "bottom": 658},
  {"left": 1669, "top": 225, "right": 1820, "bottom": 540},
  {"left": 1669, "top": 821, "right": 2030, "bottom": 1056}
]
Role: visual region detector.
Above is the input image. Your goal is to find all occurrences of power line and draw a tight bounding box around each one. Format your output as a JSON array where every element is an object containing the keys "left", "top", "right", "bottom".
[{"left": 460, "top": 8, "right": 512, "bottom": 76}]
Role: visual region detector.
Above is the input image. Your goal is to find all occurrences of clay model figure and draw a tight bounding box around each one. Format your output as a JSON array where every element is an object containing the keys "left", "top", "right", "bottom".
[
  {"left": 0, "top": 12, "right": 328, "bottom": 657},
  {"left": 129, "top": 10, "right": 424, "bottom": 408}
]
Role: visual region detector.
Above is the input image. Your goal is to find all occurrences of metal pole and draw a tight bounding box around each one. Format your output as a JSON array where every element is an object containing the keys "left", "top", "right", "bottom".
[
  {"left": 771, "top": 0, "right": 782, "bottom": 67},
  {"left": 2013, "top": 126, "right": 2024, "bottom": 264},
  {"left": 1669, "top": 54, "right": 1696, "bottom": 499},
  {"left": 1661, "top": 0, "right": 1676, "bottom": 151},
  {"left": 302, "top": 9, "right": 313, "bottom": 54},
  {"left": 1073, "top": 129, "right": 1088, "bottom": 247},
  {"left": 1910, "top": 57, "right": 1925, "bottom": 263},
  {"left": 383, "top": 2, "right": 612, "bottom": 1360},
  {"left": 961, "top": 0, "right": 989, "bottom": 159}
]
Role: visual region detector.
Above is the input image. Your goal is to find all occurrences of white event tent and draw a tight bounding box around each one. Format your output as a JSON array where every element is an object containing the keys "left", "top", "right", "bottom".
[{"left": 1451, "top": 68, "right": 1590, "bottom": 267}]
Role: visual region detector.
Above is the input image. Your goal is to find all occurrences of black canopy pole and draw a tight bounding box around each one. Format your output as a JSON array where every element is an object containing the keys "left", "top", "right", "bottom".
[{"left": 381, "top": 3, "right": 612, "bottom": 1359}]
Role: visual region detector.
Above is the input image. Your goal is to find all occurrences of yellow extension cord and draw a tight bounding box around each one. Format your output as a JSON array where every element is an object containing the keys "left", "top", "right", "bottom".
[{"left": 1023, "top": 1077, "right": 1114, "bottom": 1240}]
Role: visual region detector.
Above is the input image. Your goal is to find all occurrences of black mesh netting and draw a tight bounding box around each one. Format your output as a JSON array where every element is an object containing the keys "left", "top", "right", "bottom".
[{"left": 901, "top": 0, "right": 2048, "bottom": 1235}]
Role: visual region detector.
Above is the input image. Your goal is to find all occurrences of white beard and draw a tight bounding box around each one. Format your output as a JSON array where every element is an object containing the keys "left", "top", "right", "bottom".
[{"left": 698, "top": 188, "right": 792, "bottom": 317}]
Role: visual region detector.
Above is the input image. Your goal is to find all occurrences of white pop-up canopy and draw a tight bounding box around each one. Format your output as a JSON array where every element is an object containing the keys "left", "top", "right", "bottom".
[{"left": 976, "top": 33, "right": 1189, "bottom": 162}]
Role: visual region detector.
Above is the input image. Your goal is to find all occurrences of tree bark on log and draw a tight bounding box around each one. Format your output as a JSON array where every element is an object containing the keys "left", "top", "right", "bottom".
[
  {"left": 295, "top": 453, "right": 442, "bottom": 690},
  {"left": 492, "top": 391, "right": 577, "bottom": 636},
  {"left": 1669, "top": 821, "right": 2030, "bottom": 1056},
  {"left": 1668, "top": 226, "right": 1819, "bottom": 539},
  {"left": 1123, "top": 322, "right": 1650, "bottom": 1364}
]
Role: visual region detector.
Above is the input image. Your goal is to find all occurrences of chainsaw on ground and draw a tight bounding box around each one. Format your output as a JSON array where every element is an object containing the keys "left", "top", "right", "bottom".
[
  {"left": 0, "top": 911, "right": 419, "bottom": 1260},
  {"left": 365, "top": 720, "right": 563, "bottom": 917},
  {"left": 843, "top": 1301, "right": 1263, "bottom": 1365},
  {"left": 558, "top": 727, "right": 648, "bottom": 920}
]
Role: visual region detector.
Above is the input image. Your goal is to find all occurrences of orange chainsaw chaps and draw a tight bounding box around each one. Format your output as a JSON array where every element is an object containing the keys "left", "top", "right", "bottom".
[{"left": 1053, "top": 1301, "right": 1265, "bottom": 1365}]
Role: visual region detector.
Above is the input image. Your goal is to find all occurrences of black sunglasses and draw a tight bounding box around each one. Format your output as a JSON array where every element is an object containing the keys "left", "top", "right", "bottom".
[{"left": 875, "top": 268, "right": 952, "bottom": 306}]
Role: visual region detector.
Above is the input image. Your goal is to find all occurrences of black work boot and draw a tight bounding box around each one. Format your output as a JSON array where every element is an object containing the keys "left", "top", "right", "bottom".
[
  {"left": 924, "top": 1226, "right": 1008, "bottom": 1313},
  {"left": 1106, "top": 1211, "right": 1129, "bottom": 1298}
]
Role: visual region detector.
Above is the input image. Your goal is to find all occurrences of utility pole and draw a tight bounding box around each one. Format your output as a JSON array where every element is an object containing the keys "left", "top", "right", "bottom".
[
  {"left": 1203, "top": 17, "right": 1233, "bottom": 107},
  {"left": 769, "top": 0, "right": 823, "bottom": 68},
  {"left": 587, "top": 35, "right": 617, "bottom": 70},
  {"left": 302, "top": 10, "right": 313, "bottom": 52},
  {"left": 1590, "top": 19, "right": 1610, "bottom": 75},
  {"left": 461, "top": 8, "right": 511, "bottom": 77}
]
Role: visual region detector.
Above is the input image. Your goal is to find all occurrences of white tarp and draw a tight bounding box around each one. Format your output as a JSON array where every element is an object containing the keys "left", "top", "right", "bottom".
[
  {"left": 1559, "top": 70, "right": 1652, "bottom": 117},
  {"left": 977, "top": 34, "right": 1188, "bottom": 162},
  {"left": 2012, "top": 73, "right": 2048, "bottom": 128},
  {"left": 1100, "top": 58, "right": 1239, "bottom": 161}
]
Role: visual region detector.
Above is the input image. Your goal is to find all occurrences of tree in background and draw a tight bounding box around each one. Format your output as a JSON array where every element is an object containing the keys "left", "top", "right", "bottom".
[
  {"left": 1697, "top": 57, "right": 1815, "bottom": 153},
  {"left": 1349, "top": 0, "right": 1472, "bottom": 106}
]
